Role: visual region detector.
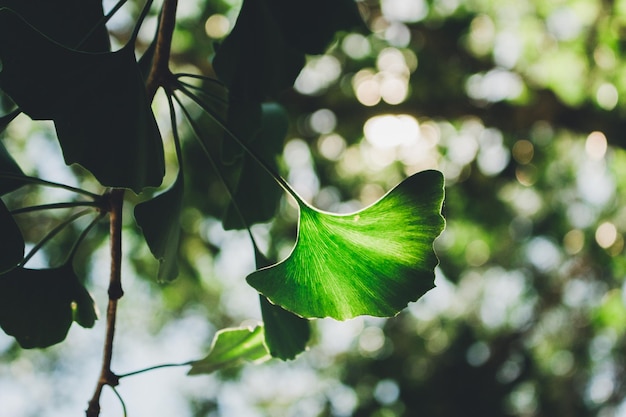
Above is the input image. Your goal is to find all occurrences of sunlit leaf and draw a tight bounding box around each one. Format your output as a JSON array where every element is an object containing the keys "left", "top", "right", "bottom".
[
  {"left": 188, "top": 325, "right": 271, "bottom": 375},
  {"left": 0, "top": 263, "right": 98, "bottom": 348},
  {"left": 0, "top": 139, "right": 26, "bottom": 195},
  {"left": 134, "top": 173, "right": 184, "bottom": 282},
  {"left": 0, "top": 9, "right": 164, "bottom": 192},
  {"left": 223, "top": 102, "right": 287, "bottom": 229},
  {"left": 247, "top": 170, "right": 445, "bottom": 320},
  {"left": 0, "top": 199, "right": 23, "bottom": 274}
]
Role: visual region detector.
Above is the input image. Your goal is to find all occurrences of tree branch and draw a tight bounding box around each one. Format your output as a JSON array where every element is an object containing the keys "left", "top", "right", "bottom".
[
  {"left": 86, "top": 0, "right": 179, "bottom": 414},
  {"left": 86, "top": 188, "right": 124, "bottom": 417},
  {"left": 146, "top": 0, "right": 178, "bottom": 100}
]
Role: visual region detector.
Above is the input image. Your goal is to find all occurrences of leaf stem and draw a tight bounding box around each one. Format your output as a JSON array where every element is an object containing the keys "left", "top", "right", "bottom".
[
  {"left": 0, "top": 173, "right": 101, "bottom": 198},
  {"left": 110, "top": 386, "right": 128, "bottom": 417},
  {"left": 117, "top": 361, "right": 192, "bottom": 379},
  {"left": 19, "top": 209, "right": 93, "bottom": 267},
  {"left": 129, "top": 0, "right": 155, "bottom": 44},
  {"left": 10, "top": 201, "right": 102, "bottom": 215},
  {"left": 76, "top": 0, "right": 129, "bottom": 49}
]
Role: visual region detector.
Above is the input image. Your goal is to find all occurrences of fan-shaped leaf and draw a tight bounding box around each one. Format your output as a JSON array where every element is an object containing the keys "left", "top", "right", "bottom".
[
  {"left": 188, "top": 325, "right": 270, "bottom": 375},
  {"left": 0, "top": 199, "right": 23, "bottom": 273},
  {"left": 247, "top": 170, "right": 445, "bottom": 320},
  {"left": 0, "top": 0, "right": 110, "bottom": 52},
  {"left": 0, "top": 263, "right": 98, "bottom": 348},
  {"left": 0, "top": 9, "right": 164, "bottom": 192},
  {"left": 134, "top": 173, "right": 184, "bottom": 282}
]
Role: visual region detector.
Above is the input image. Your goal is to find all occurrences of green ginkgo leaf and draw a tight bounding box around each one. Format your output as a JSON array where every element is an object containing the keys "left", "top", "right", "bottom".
[
  {"left": 0, "top": 199, "right": 23, "bottom": 274},
  {"left": 188, "top": 325, "right": 271, "bottom": 375},
  {"left": 247, "top": 170, "right": 445, "bottom": 320},
  {"left": 0, "top": 263, "right": 98, "bottom": 348},
  {"left": 134, "top": 173, "right": 184, "bottom": 282}
]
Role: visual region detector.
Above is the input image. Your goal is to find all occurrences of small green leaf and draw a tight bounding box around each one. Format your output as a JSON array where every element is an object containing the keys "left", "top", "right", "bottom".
[
  {"left": 0, "top": 263, "right": 98, "bottom": 348},
  {"left": 223, "top": 102, "right": 287, "bottom": 229},
  {"left": 0, "top": 139, "right": 26, "bottom": 195},
  {"left": 0, "top": 199, "right": 23, "bottom": 273},
  {"left": 134, "top": 173, "right": 184, "bottom": 282},
  {"left": 247, "top": 170, "right": 446, "bottom": 320},
  {"left": 0, "top": 9, "right": 164, "bottom": 192},
  {"left": 260, "top": 295, "right": 310, "bottom": 360},
  {"left": 188, "top": 325, "right": 271, "bottom": 375}
]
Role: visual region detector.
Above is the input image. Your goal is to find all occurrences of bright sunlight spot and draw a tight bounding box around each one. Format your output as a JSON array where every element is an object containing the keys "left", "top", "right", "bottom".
[
  {"left": 204, "top": 14, "right": 230, "bottom": 39},
  {"left": 585, "top": 131, "right": 608, "bottom": 160},
  {"left": 364, "top": 114, "right": 419, "bottom": 149},
  {"left": 595, "top": 222, "right": 618, "bottom": 249}
]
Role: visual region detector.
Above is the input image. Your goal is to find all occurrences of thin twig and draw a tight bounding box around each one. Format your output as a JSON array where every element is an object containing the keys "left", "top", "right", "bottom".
[{"left": 86, "top": 189, "right": 125, "bottom": 417}]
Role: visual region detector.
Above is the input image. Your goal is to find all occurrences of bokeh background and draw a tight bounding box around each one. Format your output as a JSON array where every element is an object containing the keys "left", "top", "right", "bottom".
[{"left": 3, "top": 0, "right": 626, "bottom": 416}]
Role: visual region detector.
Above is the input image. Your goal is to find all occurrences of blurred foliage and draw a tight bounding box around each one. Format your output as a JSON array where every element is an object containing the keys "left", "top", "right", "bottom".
[{"left": 4, "top": 0, "right": 626, "bottom": 416}]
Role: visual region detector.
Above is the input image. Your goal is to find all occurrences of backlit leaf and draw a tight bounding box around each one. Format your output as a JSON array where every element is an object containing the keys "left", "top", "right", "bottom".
[
  {"left": 0, "top": 263, "right": 98, "bottom": 348},
  {"left": 0, "top": 9, "right": 164, "bottom": 192},
  {"left": 247, "top": 170, "right": 445, "bottom": 320},
  {"left": 134, "top": 173, "right": 184, "bottom": 282},
  {"left": 0, "top": 199, "right": 23, "bottom": 273},
  {"left": 188, "top": 325, "right": 270, "bottom": 375}
]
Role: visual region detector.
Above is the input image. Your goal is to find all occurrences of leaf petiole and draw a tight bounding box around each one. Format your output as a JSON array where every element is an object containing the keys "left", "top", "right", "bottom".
[
  {"left": 19, "top": 209, "right": 93, "bottom": 267},
  {"left": 10, "top": 201, "right": 102, "bottom": 215},
  {"left": 117, "top": 361, "right": 192, "bottom": 379},
  {"left": 0, "top": 173, "right": 101, "bottom": 198}
]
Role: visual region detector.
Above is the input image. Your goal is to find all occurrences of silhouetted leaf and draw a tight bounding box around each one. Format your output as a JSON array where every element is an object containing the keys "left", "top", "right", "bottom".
[
  {"left": 188, "top": 325, "right": 270, "bottom": 375},
  {"left": 223, "top": 102, "right": 287, "bottom": 229},
  {"left": 134, "top": 173, "right": 184, "bottom": 282},
  {"left": 265, "top": 0, "right": 365, "bottom": 54},
  {"left": 252, "top": 248, "right": 310, "bottom": 360},
  {"left": 260, "top": 296, "right": 310, "bottom": 360},
  {"left": 247, "top": 170, "right": 446, "bottom": 320},
  {"left": 212, "top": 0, "right": 304, "bottom": 102},
  {"left": 0, "top": 0, "right": 110, "bottom": 52},
  {"left": 0, "top": 139, "right": 26, "bottom": 195},
  {"left": 0, "top": 199, "right": 23, "bottom": 274},
  {"left": 0, "top": 9, "right": 164, "bottom": 192},
  {"left": 0, "top": 263, "right": 98, "bottom": 348}
]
